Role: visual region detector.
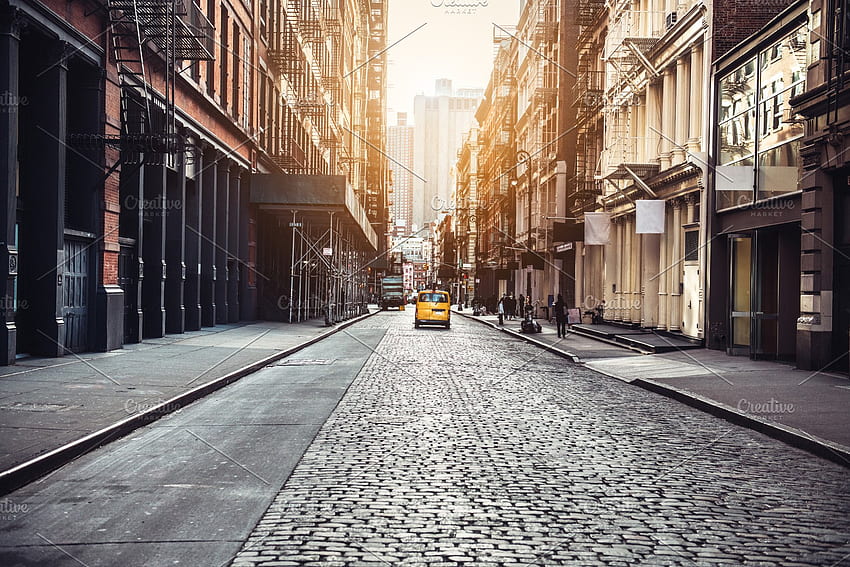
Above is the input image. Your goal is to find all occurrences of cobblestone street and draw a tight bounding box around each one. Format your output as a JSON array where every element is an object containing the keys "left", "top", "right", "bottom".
[{"left": 231, "top": 312, "right": 850, "bottom": 566}]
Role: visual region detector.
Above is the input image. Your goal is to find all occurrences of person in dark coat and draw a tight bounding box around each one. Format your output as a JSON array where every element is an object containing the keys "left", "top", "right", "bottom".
[{"left": 554, "top": 294, "right": 567, "bottom": 338}]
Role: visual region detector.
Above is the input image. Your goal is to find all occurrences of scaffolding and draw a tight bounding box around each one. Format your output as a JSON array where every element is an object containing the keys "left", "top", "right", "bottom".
[{"left": 286, "top": 213, "right": 370, "bottom": 324}]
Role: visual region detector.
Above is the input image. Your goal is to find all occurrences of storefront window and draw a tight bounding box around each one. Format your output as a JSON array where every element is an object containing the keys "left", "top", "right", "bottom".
[
  {"left": 717, "top": 58, "right": 757, "bottom": 209},
  {"left": 716, "top": 24, "right": 807, "bottom": 210}
]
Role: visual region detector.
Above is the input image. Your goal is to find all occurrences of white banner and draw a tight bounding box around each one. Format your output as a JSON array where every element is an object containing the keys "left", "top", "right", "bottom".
[
  {"left": 584, "top": 212, "right": 611, "bottom": 245},
  {"left": 635, "top": 200, "right": 666, "bottom": 234}
]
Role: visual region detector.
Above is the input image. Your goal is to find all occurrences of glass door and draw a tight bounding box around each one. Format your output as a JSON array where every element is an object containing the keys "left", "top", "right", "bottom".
[
  {"left": 729, "top": 234, "right": 752, "bottom": 355},
  {"left": 753, "top": 231, "right": 779, "bottom": 359}
]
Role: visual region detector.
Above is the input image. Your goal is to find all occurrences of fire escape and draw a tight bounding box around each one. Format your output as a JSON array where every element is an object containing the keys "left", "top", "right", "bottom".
[
  {"left": 570, "top": 0, "right": 605, "bottom": 214},
  {"left": 319, "top": 1, "right": 342, "bottom": 157},
  {"left": 494, "top": 47, "right": 517, "bottom": 268},
  {"left": 529, "top": 0, "right": 558, "bottom": 155},
  {"left": 601, "top": 0, "right": 663, "bottom": 187},
  {"left": 364, "top": 0, "right": 386, "bottom": 223},
  {"left": 75, "top": 0, "right": 213, "bottom": 165},
  {"left": 268, "top": 13, "right": 307, "bottom": 171}
]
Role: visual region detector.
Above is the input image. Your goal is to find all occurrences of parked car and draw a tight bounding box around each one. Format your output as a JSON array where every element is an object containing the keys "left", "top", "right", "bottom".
[{"left": 414, "top": 290, "right": 451, "bottom": 329}]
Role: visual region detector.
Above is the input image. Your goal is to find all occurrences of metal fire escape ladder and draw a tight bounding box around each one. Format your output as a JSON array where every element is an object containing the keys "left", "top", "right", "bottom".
[
  {"left": 108, "top": 0, "right": 154, "bottom": 162},
  {"left": 102, "top": 0, "right": 214, "bottom": 163}
]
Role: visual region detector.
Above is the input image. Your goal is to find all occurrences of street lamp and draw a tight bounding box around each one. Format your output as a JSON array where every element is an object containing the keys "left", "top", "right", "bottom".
[{"left": 515, "top": 149, "right": 532, "bottom": 304}]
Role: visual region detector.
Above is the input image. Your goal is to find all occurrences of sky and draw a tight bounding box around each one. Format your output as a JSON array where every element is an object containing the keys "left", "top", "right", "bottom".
[{"left": 385, "top": 0, "right": 521, "bottom": 122}]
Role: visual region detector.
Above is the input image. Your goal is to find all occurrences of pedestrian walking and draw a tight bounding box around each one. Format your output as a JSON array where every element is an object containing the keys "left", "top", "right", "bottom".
[
  {"left": 554, "top": 294, "right": 567, "bottom": 338},
  {"left": 507, "top": 293, "right": 516, "bottom": 320},
  {"left": 497, "top": 296, "right": 505, "bottom": 326},
  {"left": 518, "top": 294, "right": 525, "bottom": 320}
]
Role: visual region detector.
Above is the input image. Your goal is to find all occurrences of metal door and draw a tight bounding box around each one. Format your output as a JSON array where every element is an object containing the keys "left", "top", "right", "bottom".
[
  {"left": 118, "top": 237, "right": 139, "bottom": 344},
  {"left": 63, "top": 237, "right": 90, "bottom": 353}
]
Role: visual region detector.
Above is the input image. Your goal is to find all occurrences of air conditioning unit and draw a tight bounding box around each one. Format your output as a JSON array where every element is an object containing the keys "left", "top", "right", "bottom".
[{"left": 666, "top": 12, "right": 677, "bottom": 30}]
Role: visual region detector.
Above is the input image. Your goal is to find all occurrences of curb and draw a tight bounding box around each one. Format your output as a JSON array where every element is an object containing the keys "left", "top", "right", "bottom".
[
  {"left": 454, "top": 310, "right": 581, "bottom": 363},
  {"left": 566, "top": 326, "right": 653, "bottom": 355},
  {"left": 633, "top": 378, "right": 850, "bottom": 469},
  {"left": 0, "top": 310, "right": 377, "bottom": 496},
  {"left": 457, "top": 309, "right": 850, "bottom": 469}
]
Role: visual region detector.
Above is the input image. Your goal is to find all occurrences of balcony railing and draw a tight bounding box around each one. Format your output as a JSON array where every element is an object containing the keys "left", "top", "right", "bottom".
[
  {"left": 601, "top": 136, "right": 661, "bottom": 179},
  {"left": 108, "top": 0, "right": 214, "bottom": 60},
  {"left": 271, "top": 136, "right": 307, "bottom": 170},
  {"left": 576, "top": 0, "right": 605, "bottom": 26},
  {"left": 605, "top": 10, "right": 665, "bottom": 60},
  {"left": 571, "top": 70, "right": 605, "bottom": 109}
]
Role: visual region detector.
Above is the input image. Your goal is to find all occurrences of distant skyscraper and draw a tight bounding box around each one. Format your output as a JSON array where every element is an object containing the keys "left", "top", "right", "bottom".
[
  {"left": 387, "top": 112, "right": 415, "bottom": 236},
  {"left": 413, "top": 79, "right": 482, "bottom": 231}
]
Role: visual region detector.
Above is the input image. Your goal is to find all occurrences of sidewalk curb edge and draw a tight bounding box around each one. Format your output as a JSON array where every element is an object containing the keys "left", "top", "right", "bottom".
[
  {"left": 632, "top": 377, "right": 850, "bottom": 469},
  {"left": 457, "top": 309, "right": 850, "bottom": 469},
  {"left": 0, "top": 311, "right": 377, "bottom": 496},
  {"left": 454, "top": 310, "right": 581, "bottom": 363}
]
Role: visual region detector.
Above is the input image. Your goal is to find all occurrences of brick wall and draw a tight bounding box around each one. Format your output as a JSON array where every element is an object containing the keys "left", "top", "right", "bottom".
[{"left": 712, "top": 0, "right": 796, "bottom": 60}]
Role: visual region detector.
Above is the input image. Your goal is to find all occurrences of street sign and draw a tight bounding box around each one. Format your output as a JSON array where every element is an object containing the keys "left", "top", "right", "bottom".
[
  {"left": 322, "top": 247, "right": 333, "bottom": 256},
  {"left": 555, "top": 242, "right": 574, "bottom": 253},
  {"left": 289, "top": 222, "right": 302, "bottom": 228}
]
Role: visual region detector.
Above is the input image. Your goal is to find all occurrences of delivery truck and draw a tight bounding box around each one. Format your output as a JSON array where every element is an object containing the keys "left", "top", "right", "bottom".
[{"left": 380, "top": 275, "right": 405, "bottom": 310}]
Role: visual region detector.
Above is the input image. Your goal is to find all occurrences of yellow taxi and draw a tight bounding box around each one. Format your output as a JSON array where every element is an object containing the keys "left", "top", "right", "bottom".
[{"left": 414, "top": 290, "right": 451, "bottom": 329}]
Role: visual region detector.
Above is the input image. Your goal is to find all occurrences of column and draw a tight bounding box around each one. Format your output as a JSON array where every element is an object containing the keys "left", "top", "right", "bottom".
[
  {"left": 688, "top": 46, "right": 703, "bottom": 154},
  {"left": 165, "top": 162, "right": 186, "bottom": 334},
  {"left": 646, "top": 80, "right": 661, "bottom": 165},
  {"left": 669, "top": 199, "right": 683, "bottom": 331},
  {"left": 575, "top": 242, "right": 584, "bottom": 313},
  {"left": 632, "top": 221, "right": 643, "bottom": 324},
  {"left": 642, "top": 233, "right": 661, "bottom": 328},
  {"left": 617, "top": 217, "right": 634, "bottom": 323},
  {"left": 141, "top": 163, "right": 166, "bottom": 338},
  {"left": 0, "top": 8, "right": 20, "bottom": 363},
  {"left": 184, "top": 146, "right": 202, "bottom": 331},
  {"left": 95, "top": 68, "right": 124, "bottom": 352},
  {"left": 657, "top": 202, "right": 669, "bottom": 330},
  {"left": 200, "top": 148, "right": 217, "bottom": 326},
  {"left": 24, "top": 40, "right": 67, "bottom": 356},
  {"left": 239, "top": 172, "right": 255, "bottom": 320},
  {"left": 660, "top": 66, "right": 675, "bottom": 170},
  {"left": 603, "top": 232, "right": 615, "bottom": 322},
  {"left": 215, "top": 160, "right": 229, "bottom": 324},
  {"left": 619, "top": 218, "right": 629, "bottom": 322},
  {"left": 673, "top": 56, "right": 690, "bottom": 165},
  {"left": 227, "top": 166, "right": 241, "bottom": 322}
]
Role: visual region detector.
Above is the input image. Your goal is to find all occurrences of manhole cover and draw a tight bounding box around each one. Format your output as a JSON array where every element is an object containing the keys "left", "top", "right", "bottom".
[{"left": 273, "top": 359, "right": 336, "bottom": 366}]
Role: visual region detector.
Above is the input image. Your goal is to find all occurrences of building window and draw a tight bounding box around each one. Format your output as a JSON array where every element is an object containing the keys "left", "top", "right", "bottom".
[
  {"left": 716, "top": 24, "right": 806, "bottom": 210},
  {"left": 220, "top": 8, "right": 229, "bottom": 109},
  {"left": 233, "top": 23, "right": 240, "bottom": 120},
  {"left": 243, "top": 38, "right": 251, "bottom": 130},
  {"left": 684, "top": 230, "right": 699, "bottom": 262}
]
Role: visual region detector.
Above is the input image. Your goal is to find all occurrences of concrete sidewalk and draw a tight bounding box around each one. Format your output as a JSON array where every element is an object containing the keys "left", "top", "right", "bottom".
[
  {"left": 0, "top": 310, "right": 374, "bottom": 494},
  {"left": 457, "top": 306, "right": 850, "bottom": 467}
]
